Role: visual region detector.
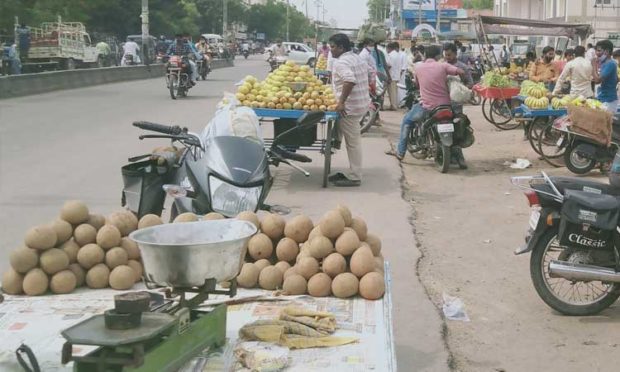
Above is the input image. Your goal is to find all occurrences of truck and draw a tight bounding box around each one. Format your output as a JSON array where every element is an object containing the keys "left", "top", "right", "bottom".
[{"left": 15, "top": 16, "right": 101, "bottom": 71}]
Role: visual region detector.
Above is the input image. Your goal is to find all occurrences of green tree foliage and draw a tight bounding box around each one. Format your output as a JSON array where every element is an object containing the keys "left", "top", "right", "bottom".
[
  {"left": 367, "top": 0, "right": 388, "bottom": 23},
  {"left": 0, "top": 0, "right": 311, "bottom": 42},
  {"left": 463, "top": 0, "right": 494, "bottom": 9}
]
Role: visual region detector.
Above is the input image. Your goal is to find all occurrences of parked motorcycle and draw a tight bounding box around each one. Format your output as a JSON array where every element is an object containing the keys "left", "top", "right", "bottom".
[
  {"left": 396, "top": 72, "right": 420, "bottom": 111},
  {"left": 360, "top": 76, "right": 387, "bottom": 134},
  {"left": 552, "top": 115, "right": 620, "bottom": 174},
  {"left": 166, "top": 55, "right": 193, "bottom": 100},
  {"left": 406, "top": 105, "right": 475, "bottom": 173},
  {"left": 123, "top": 113, "right": 325, "bottom": 220},
  {"left": 124, "top": 54, "right": 137, "bottom": 66},
  {"left": 512, "top": 171, "right": 620, "bottom": 315}
]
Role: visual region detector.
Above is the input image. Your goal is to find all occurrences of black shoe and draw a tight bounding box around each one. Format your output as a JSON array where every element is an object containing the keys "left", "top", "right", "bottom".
[
  {"left": 331, "top": 139, "right": 342, "bottom": 150},
  {"left": 328, "top": 172, "right": 347, "bottom": 182}
]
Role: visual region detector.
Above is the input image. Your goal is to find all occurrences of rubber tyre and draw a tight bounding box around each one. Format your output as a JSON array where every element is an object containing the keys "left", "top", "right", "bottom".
[
  {"left": 360, "top": 108, "right": 378, "bottom": 134},
  {"left": 481, "top": 98, "right": 493, "bottom": 124},
  {"left": 308, "top": 58, "right": 315, "bottom": 68},
  {"left": 435, "top": 144, "right": 451, "bottom": 173},
  {"left": 169, "top": 74, "right": 178, "bottom": 100},
  {"left": 529, "top": 228, "right": 620, "bottom": 316},
  {"left": 564, "top": 144, "right": 596, "bottom": 174},
  {"left": 64, "top": 58, "right": 76, "bottom": 70},
  {"left": 489, "top": 99, "right": 520, "bottom": 130},
  {"left": 527, "top": 118, "right": 549, "bottom": 155}
]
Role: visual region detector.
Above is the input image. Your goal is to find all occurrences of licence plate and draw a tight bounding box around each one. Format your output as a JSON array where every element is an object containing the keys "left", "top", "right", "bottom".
[
  {"left": 529, "top": 210, "right": 541, "bottom": 230},
  {"left": 436, "top": 123, "right": 454, "bottom": 133}
]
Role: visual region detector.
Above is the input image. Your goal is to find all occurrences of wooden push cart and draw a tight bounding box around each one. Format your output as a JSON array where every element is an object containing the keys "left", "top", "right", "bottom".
[{"left": 253, "top": 108, "right": 339, "bottom": 188}]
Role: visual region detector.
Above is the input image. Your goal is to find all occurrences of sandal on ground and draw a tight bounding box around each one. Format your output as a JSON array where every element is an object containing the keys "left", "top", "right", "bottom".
[
  {"left": 384, "top": 149, "right": 404, "bottom": 161},
  {"left": 331, "top": 177, "right": 361, "bottom": 187},
  {"left": 328, "top": 172, "right": 347, "bottom": 182}
]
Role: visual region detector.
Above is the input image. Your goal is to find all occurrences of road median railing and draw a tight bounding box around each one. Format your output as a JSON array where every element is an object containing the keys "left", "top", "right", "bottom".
[{"left": 0, "top": 58, "right": 234, "bottom": 99}]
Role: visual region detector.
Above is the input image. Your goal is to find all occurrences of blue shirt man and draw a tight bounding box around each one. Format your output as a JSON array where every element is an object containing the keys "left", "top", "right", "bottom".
[{"left": 592, "top": 39, "right": 618, "bottom": 113}]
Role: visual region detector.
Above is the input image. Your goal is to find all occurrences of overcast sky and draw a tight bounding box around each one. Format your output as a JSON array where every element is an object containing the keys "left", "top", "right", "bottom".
[{"left": 288, "top": 0, "right": 369, "bottom": 29}]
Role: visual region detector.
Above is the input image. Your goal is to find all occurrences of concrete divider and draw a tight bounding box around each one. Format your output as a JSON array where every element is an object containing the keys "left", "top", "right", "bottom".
[{"left": 0, "top": 59, "right": 234, "bottom": 99}]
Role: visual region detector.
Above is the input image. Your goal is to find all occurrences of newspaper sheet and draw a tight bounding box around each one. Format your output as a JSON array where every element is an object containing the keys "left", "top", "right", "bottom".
[{"left": 0, "top": 264, "right": 395, "bottom": 371}]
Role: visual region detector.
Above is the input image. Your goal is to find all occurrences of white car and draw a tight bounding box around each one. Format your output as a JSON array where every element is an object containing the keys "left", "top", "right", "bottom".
[{"left": 265, "top": 42, "right": 316, "bottom": 67}]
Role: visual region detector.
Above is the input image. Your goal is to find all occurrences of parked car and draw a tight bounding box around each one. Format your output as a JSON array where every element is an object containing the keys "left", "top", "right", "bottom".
[{"left": 265, "top": 42, "right": 316, "bottom": 67}]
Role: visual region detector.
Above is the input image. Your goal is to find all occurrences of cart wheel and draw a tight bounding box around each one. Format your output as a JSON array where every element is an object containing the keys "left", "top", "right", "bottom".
[
  {"left": 489, "top": 99, "right": 520, "bottom": 130},
  {"left": 537, "top": 124, "right": 567, "bottom": 168},
  {"left": 323, "top": 119, "right": 334, "bottom": 188},
  {"left": 527, "top": 117, "right": 549, "bottom": 155},
  {"left": 481, "top": 98, "right": 493, "bottom": 124}
]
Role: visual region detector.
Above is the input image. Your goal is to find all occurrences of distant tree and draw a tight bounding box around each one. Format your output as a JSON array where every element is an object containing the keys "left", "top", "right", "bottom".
[
  {"left": 245, "top": 0, "right": 312, "bottom": 42},
  {"left": 463, "top": 0, "right": 494, "bottom": 9},
  {"left": 367, "top": 0, "right": 389, "bottom": 23}
]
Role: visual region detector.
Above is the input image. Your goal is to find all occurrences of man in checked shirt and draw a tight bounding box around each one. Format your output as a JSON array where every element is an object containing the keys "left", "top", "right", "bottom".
[{"left": 327, "top": 33, "right": 370, "bottom": 187}]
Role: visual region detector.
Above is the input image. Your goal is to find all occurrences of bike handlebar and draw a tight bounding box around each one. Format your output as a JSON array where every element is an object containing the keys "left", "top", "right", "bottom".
[{"left": 132, "top": 121, "right": 183, "bottom": 135}]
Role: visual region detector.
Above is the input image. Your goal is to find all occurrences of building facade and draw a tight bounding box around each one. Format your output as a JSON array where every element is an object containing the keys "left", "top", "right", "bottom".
[{"left": 494, "top": 0, "right": 620, "bottom": 43}]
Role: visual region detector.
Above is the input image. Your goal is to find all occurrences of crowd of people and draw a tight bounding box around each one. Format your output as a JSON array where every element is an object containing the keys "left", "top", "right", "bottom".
[{"left": 322, "top": 34, "right": 619, "bottom": 187}]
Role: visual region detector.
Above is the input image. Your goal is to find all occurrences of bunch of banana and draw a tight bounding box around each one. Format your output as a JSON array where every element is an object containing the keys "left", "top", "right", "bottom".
[
  {"left": 525, "top": 96, "right": 550, "bottom": 109},
  {"left": 586, "top": 98, "right": 604, "bottom": 110},
  {"left": 519, "top": 80, "right": 547, "bottom": 97},
  {"left": 551, "top": 97, "right": 568, "bottom": 109},
  {"left": 569, "top": 95, "right": 587, "bottom": 107}
]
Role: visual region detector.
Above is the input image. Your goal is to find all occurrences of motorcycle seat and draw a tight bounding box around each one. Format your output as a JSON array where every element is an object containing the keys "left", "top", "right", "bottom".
[
  {"left": 548, "top": 176, "right": 620, "bottom": 196},
  {"left": 428, "top": 105, "right": 453, "bottom": 121}
]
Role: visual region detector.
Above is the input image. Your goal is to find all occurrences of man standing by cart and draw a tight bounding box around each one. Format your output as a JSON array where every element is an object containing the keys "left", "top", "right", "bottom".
[
  {"left": 591, "top": 40, "right": 618, "bottom": 114},
  {"left": 529, "top": 46, "right": 559, "bottom": 91},
  {"left": 552, "top": 46, "right": 592, "bottom": 98},
  {"left": 328, "top": 33, "right": 369, "bottom": 187}
]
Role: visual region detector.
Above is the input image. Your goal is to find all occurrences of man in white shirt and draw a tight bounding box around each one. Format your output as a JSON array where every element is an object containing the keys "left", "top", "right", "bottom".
[
  {"left": 552, "top": 45, "right": 593, "bottom": 98},
  {"left": 358, "top": 38, "right": 377, "bottom": 89},
  {"left": 386, "top": 42, "right": 404, "bottom": 110},
  {"left": 585, "top": 43, "right": 596, "bottom": 61},
  {"left": 121, "top": 38, "right": 141, "bottom": 66}
]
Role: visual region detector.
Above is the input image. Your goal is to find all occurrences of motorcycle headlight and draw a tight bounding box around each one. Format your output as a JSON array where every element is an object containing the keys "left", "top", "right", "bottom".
[{"left": 209, "top": 176, "right": 262, "bottom": 217}]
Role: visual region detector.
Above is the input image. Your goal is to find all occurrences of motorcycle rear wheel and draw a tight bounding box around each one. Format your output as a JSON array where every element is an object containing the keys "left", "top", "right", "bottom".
[
  {"left": 434, "top": 142, "right": 451, "bottom": 173},
  {"left": 360, "top": 107, "right": 379, "bottom": 134},
  {"left": 169, "top": 74, "right": 179, "bottom": 100},
  {"left": 564, "top": 144, "right": 596, "bottom": 174},
  {"left": 530, "top": 228, "right": 620, "bottom": 316}
]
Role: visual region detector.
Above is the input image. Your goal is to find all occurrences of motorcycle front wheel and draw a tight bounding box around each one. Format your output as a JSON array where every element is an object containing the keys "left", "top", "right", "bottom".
[
  {"left": 169, "top": 74, "right": 179, "bottom": 100},
  {"left": 530, "top": 228, "right": 620, "bottom": 316},
  {"left": 360, "top": 106, "right": 379, "bottom": 134}
]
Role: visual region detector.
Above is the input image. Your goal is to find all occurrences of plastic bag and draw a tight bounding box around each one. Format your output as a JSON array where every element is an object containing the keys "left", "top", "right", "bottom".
[
  {"left": 448, "top": 76, "right": 472, "bottom": 104},
  {"left": 201, "top": 92, "right": 263, "bottom": 144},
  {"left": 357, "top": 23, "right": 387, "bottom": 43}
]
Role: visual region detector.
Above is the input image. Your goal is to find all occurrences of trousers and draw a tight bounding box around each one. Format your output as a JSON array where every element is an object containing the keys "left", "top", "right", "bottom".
[{"left": 336, "top": 114, "right": 364, "bottom": 181}]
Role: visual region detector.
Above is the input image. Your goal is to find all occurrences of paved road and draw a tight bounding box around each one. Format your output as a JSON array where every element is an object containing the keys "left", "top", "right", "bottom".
[{"left": 0, "top": 56, "right": 448, "bottom": 371}]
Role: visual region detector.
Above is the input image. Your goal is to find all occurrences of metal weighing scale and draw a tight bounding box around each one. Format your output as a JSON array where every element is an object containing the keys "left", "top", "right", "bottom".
[{"left": 60, "top": 220, "right": 257, "bottom": 372}]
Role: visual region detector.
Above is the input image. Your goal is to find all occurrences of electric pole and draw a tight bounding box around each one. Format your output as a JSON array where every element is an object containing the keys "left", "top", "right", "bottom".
[
  {"left": 314, "top": 0, "right": 321, "bottom": 24},
  {"left": 286, "top": 0, "right": 290, "bottom": 41},
  {"left": 223, "top": 0, "right": 228, "bottom": 41},
  {"left": 436, "top": 0, "right": 441, "bottom": 43},
  {"left": 141, "top": 0, "right": 149, "bottom": 65}
]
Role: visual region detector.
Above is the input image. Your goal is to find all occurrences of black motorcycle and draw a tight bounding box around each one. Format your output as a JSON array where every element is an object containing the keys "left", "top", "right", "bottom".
[
  {"left": 360, "top": 76, "right": 387, "bottom": 134},
  {"left": 243, "top": 49, "right": 250, "bottom": 59},
  {"left": 166, "top": 55, "right": 193, "bottom": 99},
  {"left": 194, "top": 56, "right": 209, "bottom": 80},
  {"left": 122, "top": 113, "right": 324, "bottom": 220},
  {"left": 396, "top": 72, "right": 420, "bottom": 111},
  {"left": 512, "top": 172, "right": 620, "bottom": 316},
  {"left": 407, "top": 105, "right": 475, "bottom": 173}
]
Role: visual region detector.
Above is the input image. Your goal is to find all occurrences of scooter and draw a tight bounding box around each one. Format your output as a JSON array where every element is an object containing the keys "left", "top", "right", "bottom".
[
  {"left": 552, "top": 115, "right": 620, "bottom": 174},
  {"left": 122, "top": 113, "right": 325, "bottom": 220}
]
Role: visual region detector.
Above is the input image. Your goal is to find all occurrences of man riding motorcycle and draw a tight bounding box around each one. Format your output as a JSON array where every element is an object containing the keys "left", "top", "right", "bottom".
[
  {"left": 121, "top": 37, "right": 141, "bottom": 66},
  {"left": 167, "top": 34, "right": 199, "bottom": 85}
]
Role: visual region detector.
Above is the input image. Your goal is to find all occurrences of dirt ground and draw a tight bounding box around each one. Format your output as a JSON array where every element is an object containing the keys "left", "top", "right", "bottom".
[{"left": 380, "top": 106, "right": 620, "bottom": 372}]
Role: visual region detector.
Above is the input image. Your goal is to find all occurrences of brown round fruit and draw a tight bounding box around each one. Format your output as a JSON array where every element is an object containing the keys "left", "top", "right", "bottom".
[
  {"left": 24, "top": 225, "right": 57, "bottom": 250},
  {"left": 307, "top": 225, "right": 324, "bottom": 241},
  {"left": 107, "top": 211, "right": 139, "bottom": 236},
  {"left": 335, "top": 230, "right": 361, "bottom": 256},
  {"left": 73, "top": 224, "right": 97, "bottom": 246},
  {"left": 50, "top": 219, "right": 73, "bottom": 244},
  {"left": 96, "top": 225, "right": 122, "bottom": 250},
  {"left": 68, "top": 263, "right": 86, "bottom": 287},
  {"left": 77, "top": 244, "right": 105, "bottom": 269},
  {"left": 120, "top": 237, "right": 141, "bottom": 260},
  {"left": 296, "top": 256, "right": 319, "bottom": 280},
  {"left": 350, "top": 246, "right": 375, "bottom": 278},
  {"left": 274, "top": 261, "right": 291, "bottom": 274},
  {"left": 23, "top": 268, "right": 49, "bottom": 296},
  {"left": 86, "top": 264, "right": 110, "bottom": 289},
  {"left": 9, "top": 247, "right": 38, "bottom": 273},
  {"left": 336, "top": 204, "right": 353, "bottom": 226},
  {"left": 275, "top": 237, "right": 299, "bottom": 262},
  {"left": 203, "top": 212, "right": 225, "bottom": 220},
  {"left": 236, "top": 211, "right": 260, "bottom": 228},
  {"left": 127, "top": 260, "right": 143, "bottom": 282},
  {"left": 283, "top": 266, "right": 298, "bottom": 279},
  {"left": 2, "top": 269, "right": 24, "bottom": 294},
  {"left": 331, "top": 272, "right": 359, "bottom": 298},
  {"left": 258, "top": 266, "right": 283, "bottom": 290},
  {"left": 138, "top": 214, "right": 163, "bottom": 229},
  {"left": 351, "top": 217, "right": 368, "bottom": 241},
  {"left": 60, "top": 200, "right": 89, "bottom": 225},
  {"left": 284, "top": 215, "right": 314, "bottom": 243},
  {"left": 109, "top": 265, "right": 136, "bottom": 290},
  {"left": 365, "top": 233, "right": 382, "bottom": 256},
  {"left": 319, "top": 211, "right": 345, "bottom": 239},
  {"left": 359, "top": 272, "right": 385, "bottom": 300},
  {"left": 237, "top": 263, "right": 261, "bottom": 288},
  {"left": 260, "top": 214, "right": 285, "bottom": 240},
  {"left": 374, "top": 256, "right": 385, "bottom": 273},
  {"left": 50, "top": 270, "right": 77, "bottom": 294},
  {"left": 173, "top": 212, "right": 198, "bottom": 223},
  {"left": 86, "top": 214, "right": 106, "bottom": 230},
  {"left": 308, "top": 236, "right": 333, "bottom": 259},
  {"left": 40, "top": 248, "right": 70, "bottom": 275},
  {"left": 105, "top": 247, "right": 129, "bottom": 269},
  {"left": 59, "top": 239, "right": 80, "bottom": 263},
  {"left": 254, "top": 259, "right": 271, "bottom": 271},
  {"left": 307, "top": 273, "right": 332, "bottom": 297},
  {"left": 248, "top": 233, "right": 273, "bottom": 260},
  {"left": 322, "top": 252, "right": 347, "bottom": 278},
  {"left": 282, "top": 274, "right": 307, "bottom": 295}
]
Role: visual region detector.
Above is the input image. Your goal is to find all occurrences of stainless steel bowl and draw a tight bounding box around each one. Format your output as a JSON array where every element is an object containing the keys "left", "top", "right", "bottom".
[{"left": 129, "top": 220, "right": 257, "bottom": 287}]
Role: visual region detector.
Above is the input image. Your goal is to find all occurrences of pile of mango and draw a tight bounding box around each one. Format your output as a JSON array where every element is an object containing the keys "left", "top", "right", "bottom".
[{"left": 550, "top": 96, "right": 604, "bottom": 110}]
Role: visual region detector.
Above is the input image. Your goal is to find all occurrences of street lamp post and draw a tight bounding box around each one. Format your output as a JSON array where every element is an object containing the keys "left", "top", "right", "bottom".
[
  {"left": 286, "top": 0, "right": 290, "bottom": 41},
  {"left": 141, "top": 0, "right": 149, "bottom": 65},
  {"left": 223, "top": 0, "right": 228, "bottom": 41}
]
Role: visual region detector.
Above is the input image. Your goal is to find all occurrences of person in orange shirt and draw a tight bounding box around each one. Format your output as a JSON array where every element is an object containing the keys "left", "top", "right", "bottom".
[{"left": 529, "top": 46, "right": 560, "bottom": 90}]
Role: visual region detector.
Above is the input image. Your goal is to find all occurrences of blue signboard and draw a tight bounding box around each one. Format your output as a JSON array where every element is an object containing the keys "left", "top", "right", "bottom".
[{"left": 402, "top": 9, "right": 458, "bottom": 19}]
